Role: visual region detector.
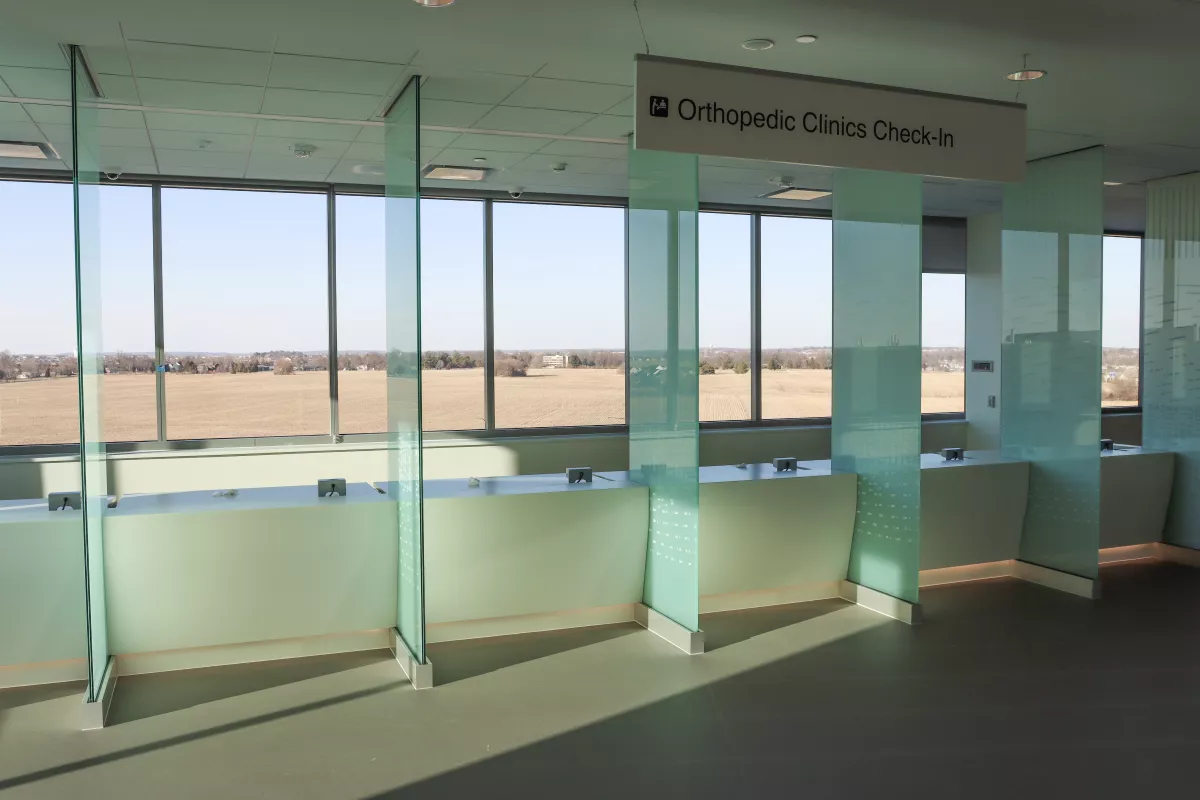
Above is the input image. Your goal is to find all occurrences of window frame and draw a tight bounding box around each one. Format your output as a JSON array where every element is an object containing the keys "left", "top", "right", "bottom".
[
  {"left": 1100, "top": 231, "right": 1144, "bottom": 414},
  {"left": 1, "top": 171, "right": 1019, "bottom": 458}
]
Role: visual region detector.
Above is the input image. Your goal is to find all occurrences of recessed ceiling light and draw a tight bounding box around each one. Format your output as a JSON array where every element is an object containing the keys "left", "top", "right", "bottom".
[
  {"left": 413, "top": 0, "right": 455, "bottom": 6},
  {"left": 422, "top": 164, "right": 490, "bottom": 181},
  {"left": 472, "top": 157, "right": 487, "bottom": 163},
  {"left": 1104, "top": 181, "right": 1122, "bottom": 186},
  {"left": 0, "top": 140, "right": 57, "bottom": 159},
  {"left": 742, "top": 38, "right": 775, "bottom": 51},
  {"left": 760, "top": 187, "right": 831, "bottom": 201},
  {"left": 1005, "top": 69, "right": 1046, "bottom": 81},
  {"left": 795, "top": 35, "right": 818, "bottom": 44}
]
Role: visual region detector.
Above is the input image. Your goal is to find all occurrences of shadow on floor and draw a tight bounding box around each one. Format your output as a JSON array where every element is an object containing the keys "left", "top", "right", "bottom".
[
  {"left": 700, "top": 598, "right": 849, "bottom": 650},
  {"left": 107, "top": 648, "right": 394, "bottom": 725},
  {"left": 0, "top": 680, "right": 86, "bottom": 714},
  {"left": 427, "top": 623, "right": 641, "bottom": 685}
]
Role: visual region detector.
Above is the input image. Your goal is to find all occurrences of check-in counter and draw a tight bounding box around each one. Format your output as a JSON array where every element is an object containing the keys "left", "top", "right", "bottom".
[
  {"left": 920, "top": 451, "right": 1030, "bottom": 570},
  {"left": 0, "top": 499, "right": 86, "bottom": 686},
  {"left": 422, "top": 472, "right": 650, "bottom": 642},
  {"left": 1100, "top": 446, "right": 1174, "bottom": 548},
  {"left": 103, "top": 484, "right": 397, "bottom": 659},
  {"left": 698, "top": 461, "right": 857, "bottom": 612}
]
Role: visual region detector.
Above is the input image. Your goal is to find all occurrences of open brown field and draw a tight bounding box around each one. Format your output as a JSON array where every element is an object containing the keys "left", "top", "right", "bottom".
[{"left": 0, "top": 368, "right": 975, "bottom": 445}]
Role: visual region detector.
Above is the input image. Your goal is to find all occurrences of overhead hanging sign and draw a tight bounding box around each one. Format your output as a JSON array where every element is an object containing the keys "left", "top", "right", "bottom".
[{"left": 635, "top": 55, "right": 1026, "bottom": 183}]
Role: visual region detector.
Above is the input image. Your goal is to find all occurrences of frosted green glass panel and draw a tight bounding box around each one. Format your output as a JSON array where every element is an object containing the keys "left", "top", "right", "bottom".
[
  {"left": 385, "top": 78, "right": 425, "bottom": 664},
  {"left": 628, "top": 145, "right": 700, "bottom": 633},
  {"left": 1001, "top": 149, "right": 1102, "bottom": 579},
  {"left": 1144, "top": 174, "right": 1200, "bottom": 549},
  {"left": 72, "top": 48, "right": 111, "bottom": 701},
  {"left": 831, "top": 169, "right": 923, "bottom": 605}
]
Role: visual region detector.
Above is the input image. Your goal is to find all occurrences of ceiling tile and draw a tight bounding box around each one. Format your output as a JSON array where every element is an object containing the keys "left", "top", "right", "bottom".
[
  {"left": 473, "top": 106, "right": 594, "bottom": 135},
  {"left": 0, "top": 67, "right": 71, "bottom": 100},
  {"left": 0, "top": 103, "right": 32, "bottom": 123},
  {"left": 355, "top": 125, "right": 384, "bottom": 144},
  {"left": 144, "top": 111, "right": 258, "bottom": 135},
  {"left": 150, "top": 129, "right": 252, "bottom": 153},
  {"left": 564, "top": 114, "right": 632, "bottom": 139},
  {"left": 603, "top": 96, "right": 634, "bottom": 117},
  {"left": 502, "top": 78, "right": 631, "bottom": 114},
  {"left": 327, "top": 161, "right": 384, "bottom": 184},
  {"left": 127, "top": 41, "right": 272, "bottom": 86},
  {"left": 0, "top": 80, "right": 11, "bottom": 98},
  {"left": 158, "top": 164, "right": 245, "bottom": 179},
  {"left": 517, "top": 153, "right": 627, "bottom": 176},
  {"left": 156, "top": 149, "right": 248, "bottom": 173},
  {"left": 96, "top": 109, "right": 149, "bottom": 129},
  {"left": 121, "top": 25, "right": 275, "bottom": 54},
  {"left": 245, "top": 154, "right": 339, "bottom": 181},
  {"left": 84, "top": 45, "right": 132, "bottom": 76},
  {"left": 0, "top": 121, "right": 43, "bottom": 141},
  {"left": 421, "top": 99, "right": 493, "bottom": 128},
  {"left": 260, "top": 88, "right": 382, "bottom": 120},
  {"left": 250, "top": 136, "right": 351, "bottom": 160},
  {"left": 24, "top": 104, "right": 70, "bottom": 124},
  {"left": 39, "top": 123, "right": 152, "bottom": 149},
  {"left": 274, "top": 33, "right": 414, "bottom": 66},
  {"left": 254, "top": 119, "right": 362, "bottom": 142},
  {"left": 411, "top": 47, "right": 545, "bottom": 78},
  {"left": 343, "top": 141, "right": 384, "bottom": 161},
  {"left": 535, "top": 56, "right": 634, "bottom": 86},
  {"left": 268, "top": 54, "right": 407, "bottom": 96},
  {"left": 420, "top": 146, "right": 444, "bottom": 166},
  {"left": 0, "top": 40, "right": 70, "bottom": 70},
  {"left": 97, "top": 75, "right": 141, "bottom": 104},
  {"left": 94, "top": 146, "right": 158, "bottom": 173},
  {"left": 137, "top": 78, "right": 265, "bottom": 113},
  {"left": 431, "top": 149, "right": 530, "bottom": 170},
  {"left": 448, "top": 132, "right": 549, "bottom": 153},
  {"left": 537, "top": 139, "right": 627, "bottom": 159},
  {"left": 421, "top": 73, "right": 526, "bottom": 106},
  {"left": 419, "top": 129, "right": 460, "bottom": 148}
]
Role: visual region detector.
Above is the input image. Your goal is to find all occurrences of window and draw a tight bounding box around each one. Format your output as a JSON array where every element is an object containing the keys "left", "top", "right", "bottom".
[
  {"left": 921, "top": 273, "right": 966, "bottom": 414},
  {"left": 492, "top": 202, "right": 625, "bottom": 428},
  {"left": 760, "top": 216, "right": 833, "bottom": 420},
  {"left": 1102, "top": 235, "right": 1142, "bottom": 408},
  {"left": 100, "top": 186, "right": 156, "bottom": 442},
  {"left": 161, "top": 188, "right": 329, "bottom": 439},
  {"left": 698, "top": 212, "right": 751, "bottom": 421},
  {"left": 335, "top": 196, "right": 486, "bottom": 434},
  {"left": 0, "top": 180, "right": 79, "bottom": 446}
]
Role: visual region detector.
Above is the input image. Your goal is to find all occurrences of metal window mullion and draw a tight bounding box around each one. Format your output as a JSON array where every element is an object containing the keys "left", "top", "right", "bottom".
[
  {"left": 624, "top": 206, "right": 631, "bottom": 428},
  {"left": 327, "top": 186, "right": 340, "bottom": 442},
  {"left": 152, "top": 183, "right": 167, "bottom": 443},
  {"left": 484, "top": 198, "right": 496, "bottom": 431},
  {"left": 750, "top": 212, "right": 763, "bottom": 422}
]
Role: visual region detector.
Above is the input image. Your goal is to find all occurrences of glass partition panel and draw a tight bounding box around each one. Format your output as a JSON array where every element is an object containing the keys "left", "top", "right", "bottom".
[
  {"left": 761, "top": 216, "right": 833, "bottom": 420},
  {"left": 628, "top": 144, "right": 700, "bottom": 632},
  {"left": 1002, "top": 148, "right": 1102, "bottom": 579},
  {"left": 831, "top": 169, "right": 923, "bottom": 605},
  {"left": 386, "top": 77, "right": 425, "bottom": 664},
  {"left": 698, "top": 212, "right": 751, "bottom": 421},
  {"left": 1143, "top": 174, "right": 1200, "bottom": 549},
  {"left": 73, "top": 46, "right": 112, "bottom": 702}
]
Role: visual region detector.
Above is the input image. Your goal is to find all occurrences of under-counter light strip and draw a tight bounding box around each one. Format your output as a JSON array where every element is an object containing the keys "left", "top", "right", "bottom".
[{"left": 0, "top": 96, "right": 628, "bottom": 145}]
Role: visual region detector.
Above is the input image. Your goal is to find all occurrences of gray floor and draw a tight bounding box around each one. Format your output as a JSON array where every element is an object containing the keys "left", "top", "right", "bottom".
[{"left": 2, "top": 560, "right": 1199, "bottom": 799}]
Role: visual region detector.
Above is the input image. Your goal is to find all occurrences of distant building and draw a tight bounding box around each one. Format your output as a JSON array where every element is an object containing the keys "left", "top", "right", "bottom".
[{"left": 542, "top": 354, "right": 566, "bottom": 369}]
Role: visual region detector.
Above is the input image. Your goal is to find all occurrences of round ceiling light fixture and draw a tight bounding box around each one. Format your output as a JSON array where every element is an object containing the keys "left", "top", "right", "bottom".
[
  {"left": 413, "top": 0, "right": 455, "bottom": 6},
  {"left": 795, "top": 35, "right": 818, "bottom": 44},
  {"left": 1005, "top": 69, "right": 1046, "bottom": 81},
  {"left": 472, "top": 157, "right": 487, "bottom": 163},
  {"left": 742, "top": 38, "right": 775, "bottom": 51}
]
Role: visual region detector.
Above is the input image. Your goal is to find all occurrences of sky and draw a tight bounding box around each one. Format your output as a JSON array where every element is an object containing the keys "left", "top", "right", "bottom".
[{"left": 0, "top": 179, "right": 1144, "bottom": 356}]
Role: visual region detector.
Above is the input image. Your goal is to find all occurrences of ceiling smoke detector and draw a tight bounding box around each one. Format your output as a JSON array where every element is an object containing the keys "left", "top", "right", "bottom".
[
  {"left": 795, "top": 35, "right": 818, "bottom": 44},
  {"left": 413, "top": 0, "right": 455, "bottom": 6},
  {"left": 291, "top": 144, "right": 316, "bottom": 159},
  {"left": 742, "top": 38, "right": 775, "bottom": 51}
]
